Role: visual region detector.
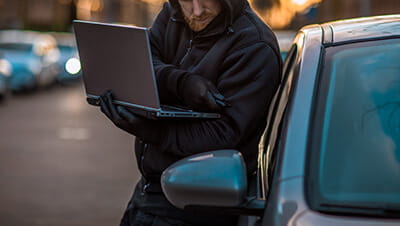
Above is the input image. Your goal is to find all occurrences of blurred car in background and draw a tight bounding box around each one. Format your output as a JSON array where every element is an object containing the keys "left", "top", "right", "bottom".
[
  {"left": 0, "top": 52, "right": 11, "bottom": 101},
  {"left": 160, "top": 15, "right": 400, "bottom": 226},
  {"left": 274, "top": 30, "right": 296, "bottom": 61},
  {"left": 49, "top": 32, "right": 82, "bottom": 84},
  {"left": 0, "top": 30, "right": 60, "bottom": 92}
]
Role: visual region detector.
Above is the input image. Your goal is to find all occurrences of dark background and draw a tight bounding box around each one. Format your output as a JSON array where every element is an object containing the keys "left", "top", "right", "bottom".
[{"left": 0, "top": 0, "right": 399, "bottom": 31}]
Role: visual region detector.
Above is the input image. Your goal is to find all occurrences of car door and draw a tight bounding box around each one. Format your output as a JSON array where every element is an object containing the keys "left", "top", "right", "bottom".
[{"left": 258, "top": 38, "right": 301, "bottom": 198}]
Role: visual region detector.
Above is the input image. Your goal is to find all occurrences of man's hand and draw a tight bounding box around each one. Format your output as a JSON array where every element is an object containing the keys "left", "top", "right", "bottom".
[
  {"left": 179, "top": 75, "right": 230, "bottom": 112},
  {"left": 99, "top": 90, "right": 159, "bottom": 143}
]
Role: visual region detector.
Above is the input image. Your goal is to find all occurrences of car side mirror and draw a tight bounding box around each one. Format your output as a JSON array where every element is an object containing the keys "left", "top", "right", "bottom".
[{"left": 161, "top": 150, "right": 266, "bottom": 216}]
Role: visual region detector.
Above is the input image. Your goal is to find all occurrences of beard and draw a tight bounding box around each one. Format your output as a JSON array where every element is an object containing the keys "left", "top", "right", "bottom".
[{"left": 183, "top": 13, "right": 214, "bottom": 32}]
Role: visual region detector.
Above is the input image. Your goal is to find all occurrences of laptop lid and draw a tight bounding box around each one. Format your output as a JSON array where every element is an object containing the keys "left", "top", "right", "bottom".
[
  {"left": 73, "top": 20, "right": 160, "bottom": 110},
  {"left": 73, "top": 20, "right": 220, "bottom": 120}
]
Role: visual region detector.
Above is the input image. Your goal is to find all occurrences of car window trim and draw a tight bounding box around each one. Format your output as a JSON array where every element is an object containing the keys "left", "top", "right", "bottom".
[
  {"left": 323, "top": 35, "right": 400, "bottom": 48},
  {"left": 259, "top": 44, "right": 299, "bottom": 199}
]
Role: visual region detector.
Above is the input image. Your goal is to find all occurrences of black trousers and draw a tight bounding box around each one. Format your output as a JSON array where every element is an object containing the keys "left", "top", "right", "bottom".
[
  {"left": 120, "top": 206, "right": 194, "bottom": 226},
  {"left": 120, "top": 178, "right": 238, "bottom": 226}
]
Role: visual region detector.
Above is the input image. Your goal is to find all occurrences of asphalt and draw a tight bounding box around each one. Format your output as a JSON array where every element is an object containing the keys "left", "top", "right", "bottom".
[{"left": 0, "top": 83, "right": 140, "bottom": 226}]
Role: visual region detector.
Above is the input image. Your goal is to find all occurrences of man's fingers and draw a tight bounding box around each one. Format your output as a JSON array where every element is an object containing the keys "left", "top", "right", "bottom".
[
  {"left": 210, "top": 91, "right": 231, "bottom": 108},
  {"left": 205, "top": 83, "right": 232, "bottom": 107},
  {"left": 206, "top": 91, "right": 220, "bottom": 111},
  {"left": 104, "top": 91, "right": 121, "bottom": 120},
  {"left": 99, "top": 96, "right": 112, "bottom": 118},
  {"left": 117, "top": 106, "right": 136, "bottom": 123},
  {"left": 206, "top": 82, "right": 222, "bottom": 98},
  {"left": 212, "top": 92, "right": 225, "bottom": 101}
]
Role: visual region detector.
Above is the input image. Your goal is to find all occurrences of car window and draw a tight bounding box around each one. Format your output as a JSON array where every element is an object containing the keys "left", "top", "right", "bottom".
[
  {"left": 259, "top": 42, "right": 299, "bottom": 199},
  {"left": 308, "top": 38, "right": 400, "bottom": 216},
  {"left": 0, "top": 43, "right": 32, "bottom": 52}
]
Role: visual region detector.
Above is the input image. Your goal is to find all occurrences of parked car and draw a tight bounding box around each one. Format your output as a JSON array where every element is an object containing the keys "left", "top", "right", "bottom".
[
  {"left": 160, "top": 15, "right": 400, "bottom": 226},
  {"left": 0, "top": 30, "right": 60, "bottom": 91}
]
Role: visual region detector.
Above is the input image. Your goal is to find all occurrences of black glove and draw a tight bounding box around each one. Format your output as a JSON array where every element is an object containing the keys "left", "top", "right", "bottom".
[
  {"left": 99, "top": 90, "right": 160, "bottom": 143},
  {"left": 179, "top": 74, "right": 230, "bottom": 112}
]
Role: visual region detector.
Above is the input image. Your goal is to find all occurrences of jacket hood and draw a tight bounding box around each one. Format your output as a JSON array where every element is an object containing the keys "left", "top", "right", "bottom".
[{"left": 169, "top": 0, "right": 246, "bottom": 28}]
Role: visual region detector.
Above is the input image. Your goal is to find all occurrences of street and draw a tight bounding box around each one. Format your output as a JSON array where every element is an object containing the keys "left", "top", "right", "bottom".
[{"left": 0, "top": 84, "right": 140, "bottom": 226}]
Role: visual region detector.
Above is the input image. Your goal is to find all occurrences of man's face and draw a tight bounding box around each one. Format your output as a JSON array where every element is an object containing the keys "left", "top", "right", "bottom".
[{"left": 178, "top": 0, "right": 222, "bottom": 32}]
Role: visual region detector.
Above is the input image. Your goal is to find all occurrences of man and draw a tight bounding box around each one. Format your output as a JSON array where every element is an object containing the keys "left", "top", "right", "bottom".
[{"left": 99, "top": 0, "right": 282, "bottom": 225}]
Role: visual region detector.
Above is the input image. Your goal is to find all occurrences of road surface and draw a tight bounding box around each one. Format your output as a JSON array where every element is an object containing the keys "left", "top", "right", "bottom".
[{"left": 0, "top": 84, "right": 140, "bottom": 226}]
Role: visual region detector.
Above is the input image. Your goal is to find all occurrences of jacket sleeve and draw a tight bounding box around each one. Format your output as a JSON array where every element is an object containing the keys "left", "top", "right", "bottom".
[
  {"left": 149, "top": 3, "right": 191, "bottom": 103},
  {"left": 156, "top": 43, "right": 281, "bottom": 158}
]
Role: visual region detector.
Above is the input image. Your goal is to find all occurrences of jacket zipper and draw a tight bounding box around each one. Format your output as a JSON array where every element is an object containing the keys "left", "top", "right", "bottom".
[{"left": 179, "top": 39, "right": 193, "bottom": 65}]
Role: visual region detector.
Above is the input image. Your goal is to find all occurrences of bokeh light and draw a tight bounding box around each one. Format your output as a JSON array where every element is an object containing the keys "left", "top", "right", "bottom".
[
  {"left": 250, "top": 0, "right": 323, "bottom": 29},
  {"left": 65, "top": 57, "right": 81, "bottom": 75}
]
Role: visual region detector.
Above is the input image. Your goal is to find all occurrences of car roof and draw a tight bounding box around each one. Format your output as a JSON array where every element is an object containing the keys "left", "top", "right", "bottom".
[
  {"left": 299, "top": 15, "right": 400, "bottom": 45},
  {"left": 320, "top": 14, "right": 400, "bottom": 44},
  {"left": 0, "top": 30, "right": 57, "bottom": 46}
]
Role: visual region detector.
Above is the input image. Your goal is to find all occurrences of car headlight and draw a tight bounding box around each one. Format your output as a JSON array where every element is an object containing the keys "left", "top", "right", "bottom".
[
  {"left": 0, "top": 59, "right": 12, "bottom": 77},
  {"left": 65, "top": 57, "right": 81, "bottom": 75}
]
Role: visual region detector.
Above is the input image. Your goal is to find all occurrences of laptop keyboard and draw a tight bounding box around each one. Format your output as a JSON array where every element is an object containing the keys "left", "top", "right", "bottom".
[{"left": 161, "top": 105, "right": 192, "bottom": 112}]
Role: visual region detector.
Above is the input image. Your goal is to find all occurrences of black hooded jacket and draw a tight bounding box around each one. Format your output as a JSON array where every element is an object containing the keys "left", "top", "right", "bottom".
[{"left": 135, "top": 0, "right": 282, "bottom": 182}]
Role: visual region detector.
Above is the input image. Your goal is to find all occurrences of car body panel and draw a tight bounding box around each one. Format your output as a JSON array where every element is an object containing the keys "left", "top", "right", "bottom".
[
  {"left": 264, "top": 178, "right": 400, "bottom": 226},
  {"left": 297, "top": 209, "right": 400, "bottom": 226},
  {"left": 262, "top": 178, "right": 307, "bottom": 226},
  {"left": 2, "top": 48, "right": 38, "bottom": 91},
  {"left": 278, "top": 26, "right": 322, "bottom": 181}
]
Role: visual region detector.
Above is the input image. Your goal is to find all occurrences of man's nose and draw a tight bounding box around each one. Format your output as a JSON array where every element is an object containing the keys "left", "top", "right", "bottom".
[{"left": 192, "top": 0, "right": 204, "bottom": 16}]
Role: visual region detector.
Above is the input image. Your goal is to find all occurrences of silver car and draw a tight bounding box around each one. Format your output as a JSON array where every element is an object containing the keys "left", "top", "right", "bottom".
[{"left": 160, "top": 14, "right": 400, "bottom": 226}]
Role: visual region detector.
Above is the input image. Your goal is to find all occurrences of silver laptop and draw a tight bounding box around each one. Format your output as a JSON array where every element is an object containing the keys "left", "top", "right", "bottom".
[{"left": 73, "top": 20, "right": 220, "bottom": 119}]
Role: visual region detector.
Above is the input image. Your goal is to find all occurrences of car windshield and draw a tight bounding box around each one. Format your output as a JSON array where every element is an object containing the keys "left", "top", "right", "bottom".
[
  {"left": 0, "top": 43, "right": 32, "bottom": 52},
  {"left": 309, "top": 38, "right": 400, "bottom": 214}
]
